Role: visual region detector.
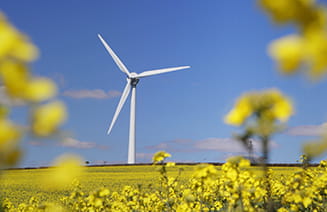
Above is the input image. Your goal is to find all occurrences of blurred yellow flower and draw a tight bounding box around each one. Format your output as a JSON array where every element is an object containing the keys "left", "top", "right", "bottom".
[
  {"left": 224, "top": 96, "right": 252, "bottom": 126},
  {"left": 166, "top": 162, "right": 176, "bottom": 167},
  {"left": 183, "top": 189, "right": 195, "bottom": 202},
  {"left": 226, "top": 169, "right": 238, "bottom": 181},
  {"left": 269, "top": 35, "right": 304, "bottom": 73},
  {"left": 0, "top": 60, "right": 29, "bottom": 98},
  {"left": 303, "top": 197, "right": 312, "bottom": 208},
  {"left": 261, "top": 0, "right": 327, "bottom": 79},
  {"left": 304, "top": 30, "right": 327, "bottom": 79},
  {"left": 193, "top": 164, "right": 218, "bottom": 179},
  {"left": 9, "top": 38, "right": 38, "bottom": 62},
  {"left": 259, "top": 0, "right": 297, "bottom": 23},
  {"left": 32, "top": 101, "right": 67, "bottom": 136},
  {"left": 3, "top": 148, "right": 22, "bottom": 167},
  {"left": 40, "top": 203, "right": 65, "bottom": 212},
  {"left": 239, "top": 158, "right": 251, "bottom": 168},
  {"left": 0, "top": 106, "right": 9, "bottom": 120},
  {"left": 0, "top": 11, "right": 66, "bottom": 170},
  {"left": 0, "top": 119, "right": 20, "bottom": 145},
  {"left": 303, "top": 138, "right": 327, "bottom": 158},
  {"left": 0, "top": 12, "right": 38, "bottom": 62},
  {"left": 268, "top": 89, "right": 294, "bottom": 122},
  {"left": 152, "top": 151, "right": 171, "bottom": 164},
  {"left": 0, "top": 62, "right": 56, "bottom": 102},
  {"left": 259, "top": 0, "right": 315, "bottom": 24},
  {"left": 24, "top": 77, "right": 57, "bottom": 102},
  {"left": 42, "top": 154, "right": 84, "bottom": 190},
  {"left": 99, "top": 188, "right": 110, "bottom": 197},
  {"left": 277, "top": 207, "right": 288, "bottom": 212},
  {"left": 272, "top": 96, "right": 293, "bottom": 122},
  {"left": 226, "top": 155, "right": 245, "bottom": 164},
  {"left": 225, "top": 89, "right": 293, "bottom": 126},
  {"left": 0, "top": 119, "right": 21, "bottom": 167}
]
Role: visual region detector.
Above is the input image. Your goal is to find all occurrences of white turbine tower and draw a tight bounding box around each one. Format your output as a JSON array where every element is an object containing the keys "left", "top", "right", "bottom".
[{"left": 98, "top": 34, "right": 190, "bottom": 164}]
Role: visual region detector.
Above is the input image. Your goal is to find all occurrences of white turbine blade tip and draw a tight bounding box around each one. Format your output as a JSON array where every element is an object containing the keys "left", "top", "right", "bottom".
[
  {"left": 136, "top": 65, "right": 191, "bottom": 78},
  {"left": 105, "top": 79, "right": 131, "bottom": 136},
  {"left": 97, "top": 34, "right": 131, "bottom": 76},
  {"left": 98, "top": 34, "right": 104, "bottom": 41},
  {"left": 175, "top": 65, "right": 191, "bottom": 70}
]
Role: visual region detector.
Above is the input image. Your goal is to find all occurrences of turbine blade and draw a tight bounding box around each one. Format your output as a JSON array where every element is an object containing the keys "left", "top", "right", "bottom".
[
  {"left": 136, "top": 66, "right": 190, "bottom": 78},
  {"left": 107, "top": 79, "right": 131, "bottom": 134},
  {"left": 98, "top": 34, "right": 131, "bottom": 77}
]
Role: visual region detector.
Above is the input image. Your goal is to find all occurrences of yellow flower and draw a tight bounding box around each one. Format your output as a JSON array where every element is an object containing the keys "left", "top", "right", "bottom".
[
  {"left": 303, "top": 197, "right": 312, "bottom": 208},
  {"left": 166, "top": 162, "right": 176, "bottom": 167},
  {"left": 32, "top": 101, "right": 67, "bottom": 136},
  {"left": 239, "top": 158, "right": 251, "bottom": 168},
  {"left": 23, "top": 77, "right": 57, "bottom": 102},
  {"left": 0, "top": 119, "right": 21, "bottom": 167},
  {"left": 39, "top": 202, "right": 65, "bottom": 212},
  {"left": 226, "top": 155, "right": 244, "bottom": 164},
  {"left": 269, "top": 35, "right": 304, "bottom": 73},
  {"left": 0, "top": 12, "right": 38, "bottom": 62},
  {"left": 0, "top": 60, "right": 29, "bottom": 98},
  {"left": 259, "top": 0, "right": 315, "bottom": 24},
  {"left": 303, "top": 139, "right": 327, "bottom": 158},
  {"left": 225, "top": 89, "right": 293, "bottom": 126},
  {"left": 152, "top": 151, "right": 171, "bottom": 164},
  {"left": 183, "top": 189, "right": 195, "bottom": 202},
  {"left": 0, "top": 119, "right": 20, "bottom": 145},
  {"left": 0, "top": 62, "right": 56, "bottom": 102},
  {"left": 290, "top": 204, "right": 299, "bottom": 211},
  {"left": 0, "top": 15, "right": 16, "bottom": 57},
  {"left": 293, "top": 192, "right": 302, "bottom": 203},
  {"left": 259, "top": 0, "right": 296, "bottom": 23},
  {"left": 3, "top": 148, "right": 22, "bottom": 166},
  {"left": 0, "top": 106, "right": 9, "bottom": 119},
  {"left": 94, "top": 198, "right": 103, "bottom": 207},
  {"left": 226, "top": 169, "right": 238, "bottom": 181},
  {"left": 42, "top": 154, "right": 84, "bottom": 190},
  {"left": 193, "top": 164, "right": 218, "bottom": 180},
  {"left": 304, "top": 30, "right": 327, "bottom": 79},
  {"left": 99, "top": 188, "right": 110, "bottom": 197},
  {"left": 8, "top": 38, "right": 38, "bottom": 62},
  {"left": 277, "top": 207, "right": 288, "bottom": 212},
  {"left": 224, "top": 95, "right": 252, "bottom": 126},
  {"left": 270, "top": 91, "right": 293, "bottom": 122},
  {"left": 261, "top": 0, "right": 327, "bottom": 79}
]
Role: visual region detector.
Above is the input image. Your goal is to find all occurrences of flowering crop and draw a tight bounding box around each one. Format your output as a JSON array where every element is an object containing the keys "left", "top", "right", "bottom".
[
  {"left": 2, "top": 0, "right": 327, "bottom": 211},
  {"left": 0, "top": 164, "right": 195, "bottom": 205},
  {"left": 1, "top": 154, "right": 327, "bottom": 211}
]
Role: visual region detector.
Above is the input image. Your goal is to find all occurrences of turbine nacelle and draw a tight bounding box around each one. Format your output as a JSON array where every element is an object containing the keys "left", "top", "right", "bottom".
[{"left": 130, "top": 78, "right": 139, "bottom": 86}]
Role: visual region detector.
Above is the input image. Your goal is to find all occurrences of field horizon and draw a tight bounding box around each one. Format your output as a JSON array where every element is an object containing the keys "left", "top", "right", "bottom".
[{"left": 4, "top": 161, "right": 319, "bottom": 171}]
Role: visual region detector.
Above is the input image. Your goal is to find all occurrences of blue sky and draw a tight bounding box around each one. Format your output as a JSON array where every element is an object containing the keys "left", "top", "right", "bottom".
[{"left": 2, "top": 1, "right": 327, "bottom": 166}]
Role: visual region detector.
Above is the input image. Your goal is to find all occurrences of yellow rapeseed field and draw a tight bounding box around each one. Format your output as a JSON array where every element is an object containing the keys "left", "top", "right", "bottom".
[
  {"left": 2, "top": 0, "right": 327, "bottom": 211},
  {"left": 0, "top": 164, "right": 194, "bottom": 205},
  {"left": 1, "top": 162, "right": 306, "bottom": 211}
]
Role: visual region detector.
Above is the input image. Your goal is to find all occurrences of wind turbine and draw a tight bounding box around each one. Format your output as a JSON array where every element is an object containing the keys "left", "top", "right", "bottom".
[{"left": 98, "top": 34, "right": 190, "bottom": 164}]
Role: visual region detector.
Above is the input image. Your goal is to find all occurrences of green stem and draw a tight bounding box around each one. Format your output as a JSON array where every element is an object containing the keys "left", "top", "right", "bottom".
[{"left": 262, "top": 136, "right": 273, "bottom": 212}]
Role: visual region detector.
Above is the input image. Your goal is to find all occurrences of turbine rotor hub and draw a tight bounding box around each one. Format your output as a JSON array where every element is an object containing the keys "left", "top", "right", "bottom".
[{"left": 130, "top": 72, "right": 138, "bottom": 78}]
